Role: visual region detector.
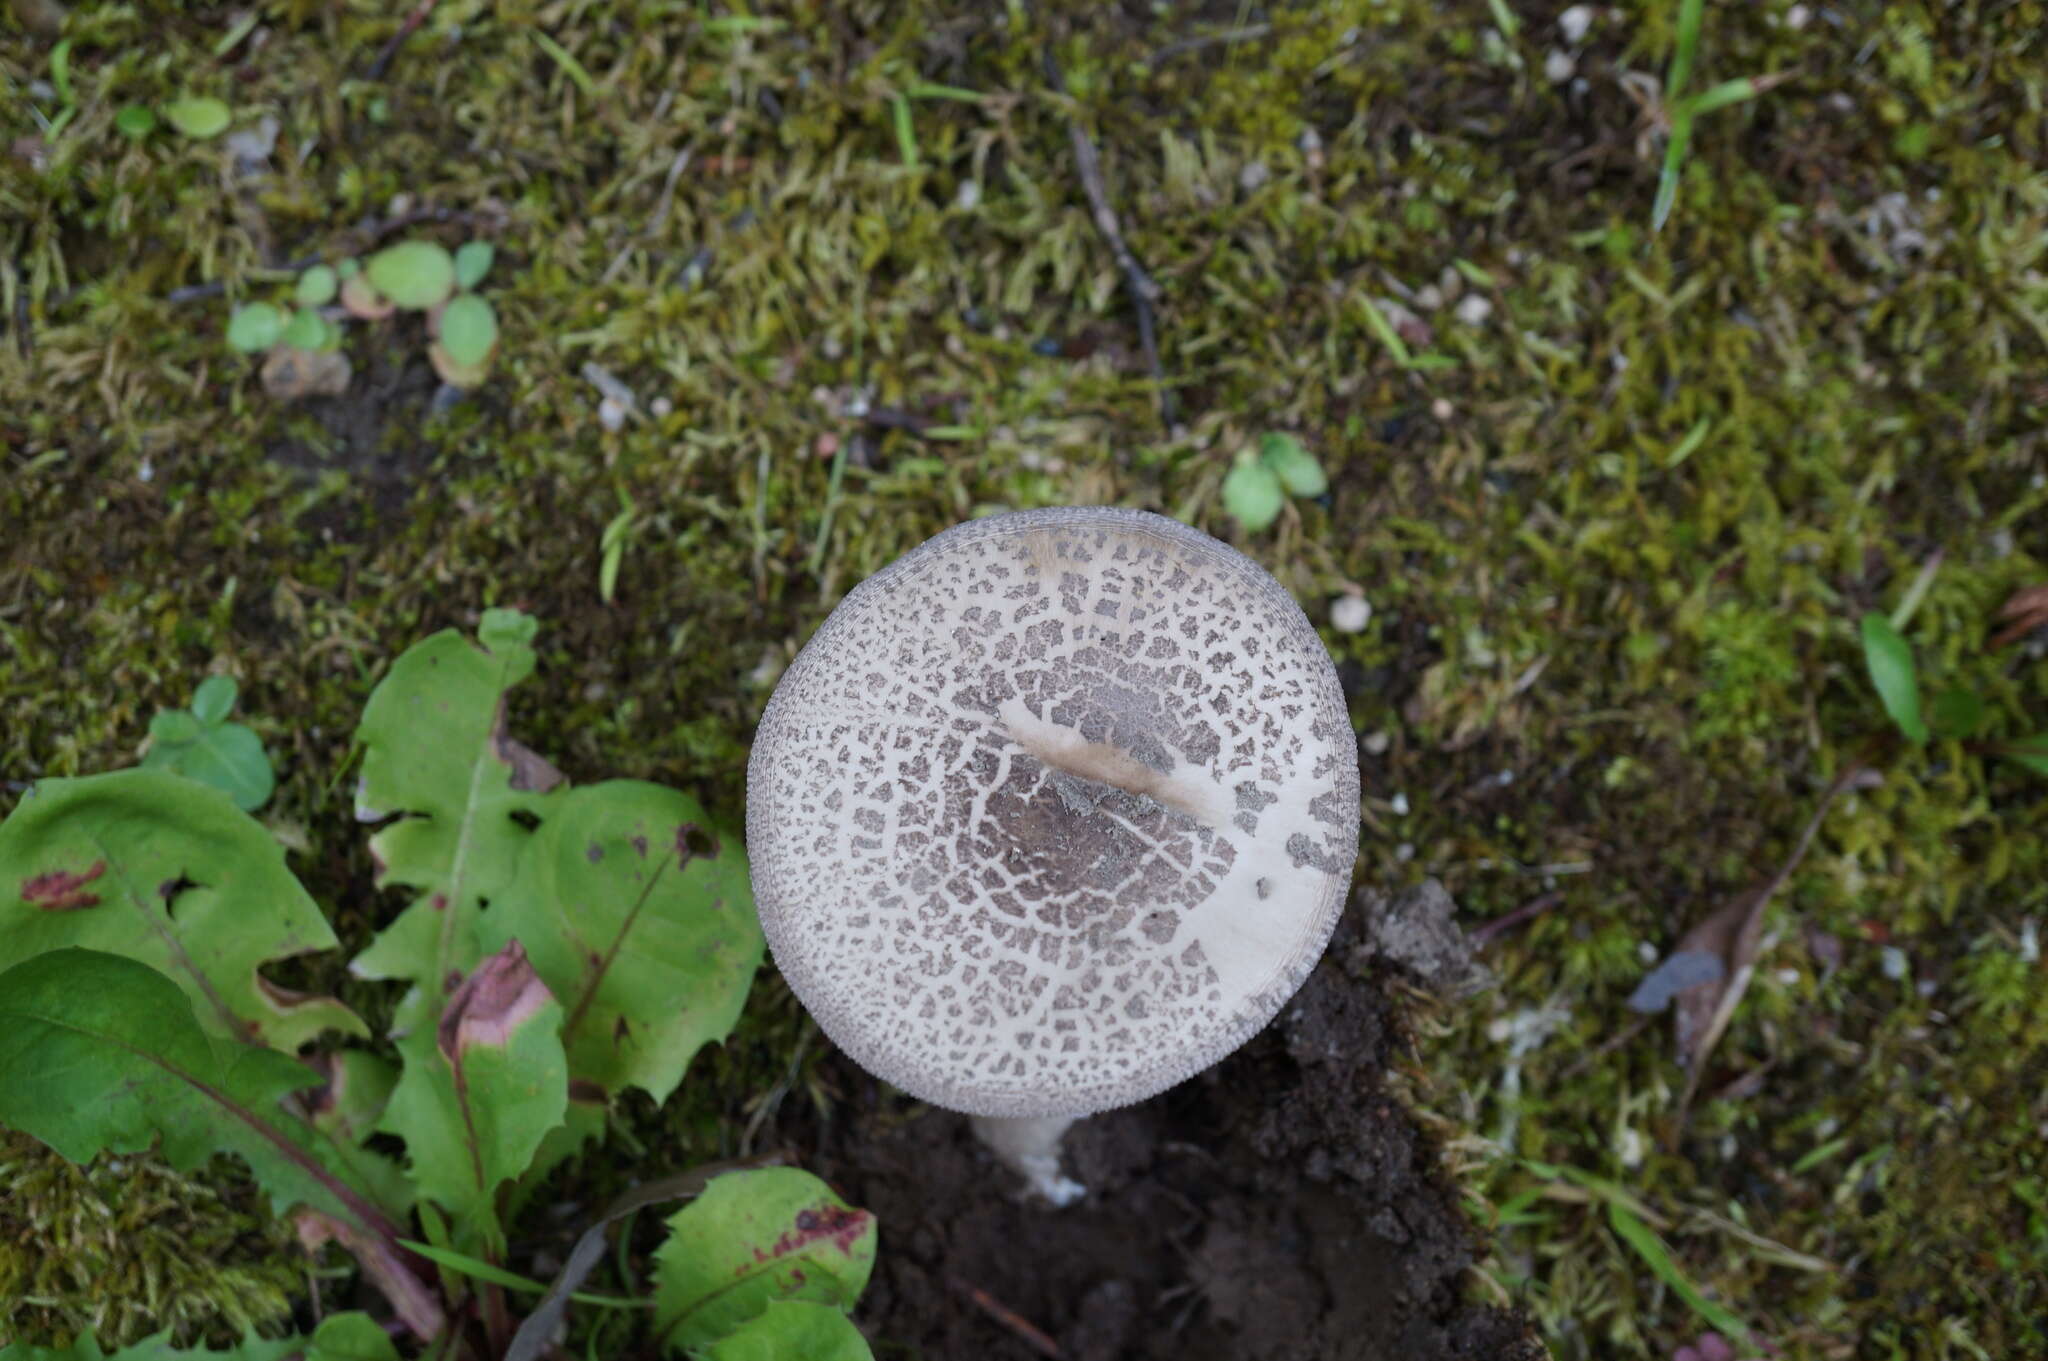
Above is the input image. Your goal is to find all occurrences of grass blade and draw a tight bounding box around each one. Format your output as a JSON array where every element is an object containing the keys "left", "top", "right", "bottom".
[{"left": 1607, "top": 1201, "right": 1751, "bottom": 1341}]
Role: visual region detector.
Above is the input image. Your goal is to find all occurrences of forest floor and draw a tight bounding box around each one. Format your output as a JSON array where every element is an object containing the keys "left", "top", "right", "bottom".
[{"left": 3, "top": 1, "right": 2046, "bottom": 1358}]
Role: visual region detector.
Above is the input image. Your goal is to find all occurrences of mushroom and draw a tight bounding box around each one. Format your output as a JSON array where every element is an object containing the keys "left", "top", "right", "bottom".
[{"left": 747, "top": 506, "right": 1360, "bottom": 1204}]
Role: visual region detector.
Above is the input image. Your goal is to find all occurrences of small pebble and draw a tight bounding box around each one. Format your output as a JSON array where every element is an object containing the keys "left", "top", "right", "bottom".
[
  {"left": 1455, "top": 294, "right": 1494, "bottom": 326},
  {"left": 1330, "top": 594, "right": 1373, "bottom": 633},
  {"left": 1431, "top": 397, "right": 1454, "bottom": 422},
  {"left": 1544, "top": 49, "right": 1576, "bottom": 84},
  {"left": 1881, "top": 946, "right": 1909, "bottom": 981},
  {"left": 1238, "top": 160, "right": 1270, "bottom": 193},
  {"left": 1776, "top": 967, "right": 1801, "bottom": 986},
  {"left": 651, "top": 396, "right": 673, "bottom": 418},
  {"left": 1558, "top": 4, "right": 1595, "bottom": 43},
  {"left": 1412, "top": 283, "right": 1444, "bottom": 311},
  {"left": 1394, "top": 842, "right": 1414, "bottom": 862},
  {"left": 1390, "top": 791, "right": 1410, "bottom": 816},
  {"left": 1637, "top": 940, "right": 1660, "bottom": 965},
  {"left": 1785, "top": 3, "right": 1811, "bottom": 29},
  {"left": 954, "top": 179, "right": 981, "bottom": 211},
  {"left": 1361, "top": 730, "right": 1391, "bottom": 755},
  {"left": 598, "top": 397, "right": 626, "bottom": 432}
]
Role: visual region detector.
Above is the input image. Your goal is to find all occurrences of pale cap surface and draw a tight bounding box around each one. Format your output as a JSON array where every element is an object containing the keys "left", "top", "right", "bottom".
[{"left": 747, "top": 507, "right": 1360, "bottom": 1119}]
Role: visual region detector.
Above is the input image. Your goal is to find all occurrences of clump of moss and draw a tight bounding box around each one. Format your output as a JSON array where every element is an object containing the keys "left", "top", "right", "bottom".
[{"left": 0, "top": 1132, "right": 302, "bottom": 1349}]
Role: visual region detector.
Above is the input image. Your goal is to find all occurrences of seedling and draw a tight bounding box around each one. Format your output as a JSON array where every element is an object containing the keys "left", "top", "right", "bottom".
[
  {"left": 138, "top": 674, "right": 275, "bottom": 812},
  {"left": 224, "top": 238, "right": 500, "bottom": 401},
  {"left": 1222, "top": 431, "right": 1328, "bottom": 532},
  {"left": 1634, "top": 0, "right": 1794, "bottom": 233},
  {"left": 1859, "top": 610, "right": 2045, "bottom": 774},
  {"left": 0, "top": 612, "right": 878, "bottom": 1360}
]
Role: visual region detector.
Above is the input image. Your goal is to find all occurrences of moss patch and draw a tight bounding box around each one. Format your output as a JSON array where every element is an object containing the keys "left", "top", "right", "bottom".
[{"left": 3, "top": 0, "right": 2045, "bottom": 1354}]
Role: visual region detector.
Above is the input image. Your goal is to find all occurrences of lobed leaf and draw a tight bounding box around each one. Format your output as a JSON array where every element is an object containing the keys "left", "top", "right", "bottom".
[
  {"left": 348, "top": 609, "right": 556, "bottom": 1036},
  {"left": 378, "top": 941, "right": 567, "bottom": 1254},
  {"left": 0, "top": 949, "right": 393, "bottom": 1240},
  {"left": 0, "top": 770, "right": 358, "bottom": 1049},
  {"left": 700, "top": 1302, "right": 874, "bottom": 1361},
  {"left": 654, "top": 1168, "right": 876, "bottom": 1353},
  {"left": 476, "top": 782, "right": 762, "bottom": 1103}
]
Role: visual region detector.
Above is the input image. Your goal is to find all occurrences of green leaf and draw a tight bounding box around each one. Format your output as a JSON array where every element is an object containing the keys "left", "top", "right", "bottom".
[
  {"left": 1928, "top": 687, "right": 1987, "bottom": 741},
  {"left": 454, "top": 241, "right": 494, "bottom": 290},
  {"left": 1859, "top": 613, "right": 1927, "bottom": 743},
  {"left": 348, "top": 612, "right": 555, "bottom": 1038},
  {"left": 163, "top": 96, "right": 231, "bottom": 139},
  {"left": 378, "top": 941, "right": 568, "bottom": 1255},
  {"left": 654, "top": 1168, "right": 876, "bottom": 1352},
  {"left": 50, "top": 41, "right": 73, "bottom": 106},
  {"left": 303, "top": 1050, "right": 413, "bottom": 1218},
  {"left": 476, "top": 782, "right": 762, "bottom": 1103},
  {"left": 1221, "top": 454, "right": 1283, "bottom": 533},
  {"left": 398, "top": 1238, "right": 641, "bottom": 1308},
  {"left": 304, "top": 1313, "right": 399, "bottom": 1361},
  {"left": 150, "top": 709, "right": 202, "bottom": 743},
  {"left": 1607, "top": 1201, "right": 1750, "bottom": 1340},
  {"left": 530, "top": 29, "right": 598, "bottom": 98},
  {"left": 0, "top": 949, "right": 394, "bottom": 1238},
  {"left": 0, "top": 770, "right": 358, "bottom": 1048},
  {"left": 439, "top": 294, "right": 498, "bottom": 367},
  {"left": 115, "top": 105, "right": 158, "bottom": 139},
  {"left": 140, "top": 709, "right": 276, "bottom": 812},
  {"left": 226, "top": 302, "right": 285, "bottom": 354},
  {"left": 297, "top": 266, "right": 339, "bottom": 308},
  {"left": 191, "top": 675, "right": 238, "bottom": 724},
  {"left": 364, "top": 241, "right": 455, "bottom": 310},
  {"left": 1257, "top": 432, "right": 1326, "bottom": 497},
  {"left": 701, "top": 1302, "right": 875, "bottom": 1361},
  {"left": 282, "top": 306, "right": 327, "bottom": 351}
]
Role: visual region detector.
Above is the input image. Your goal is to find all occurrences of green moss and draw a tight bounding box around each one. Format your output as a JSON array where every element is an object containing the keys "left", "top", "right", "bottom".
[
  {"left": 0, "top": 1132, "right": 302, "bottom": 1349},
  {"left": 3, "top": 0, "right": 2046, "bottom": 1353}
]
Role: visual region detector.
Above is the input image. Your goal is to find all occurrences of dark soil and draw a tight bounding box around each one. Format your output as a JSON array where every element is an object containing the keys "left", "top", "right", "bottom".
[{"left": 780, "top": 904, "right": 1544, "bottom": 1361}]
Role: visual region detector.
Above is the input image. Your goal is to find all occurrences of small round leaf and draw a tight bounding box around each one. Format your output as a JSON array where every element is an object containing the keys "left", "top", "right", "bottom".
[
  {"left": 115, "top": 105, "right": 157, "bottom": 139},
  {"left": 163, "top": 96, "right": 231, "bottom": 139},
  {"left": 282, "top": 307, "right": 327, "bottom": 351},
  {"left": 296, "top": 265, "right": 338, "bottom": 307},
  {"left": 1258, "top": 431, "right": 1327, "bottom": 497},
  {"left": 149, "top": 710, "right": 202, "bottom": 744},
  {"left": 190, "top": 675, "right": 238, "bottom": 724},
  {"left": 226, "top": 302, "right": 286, "bottom": 354},
  {"left": 336, "top": 257, "right": 360, "bottom": 279},
  {"left": 453, "top": 240, "right": 495, "bottom": 290},
  {"left": 365, "top": 241, "right": 456, "bottom": 310},
  {"left": 439, "top": 294, "right": 498, "bottom": 367},
  {"left": 1222, "top": 454, "right": 1284, "bottom": 533}
]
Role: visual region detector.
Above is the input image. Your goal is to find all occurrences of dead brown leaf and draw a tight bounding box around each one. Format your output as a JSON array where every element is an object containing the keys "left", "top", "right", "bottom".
[
  {"left": 1658, "top": 765, "right": 1877, "bottom": 1124},
  {"left": 261, "top": 346, "right": 352, "bottom": 401},
  {"left": 1989, "top": 583, "right": 2048, "bottom": 650}
]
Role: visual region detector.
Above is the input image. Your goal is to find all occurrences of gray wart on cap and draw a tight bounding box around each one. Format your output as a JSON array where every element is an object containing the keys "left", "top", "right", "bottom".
[{"left": 747, "top": 506, "right": 1360, "bottom": 1202}]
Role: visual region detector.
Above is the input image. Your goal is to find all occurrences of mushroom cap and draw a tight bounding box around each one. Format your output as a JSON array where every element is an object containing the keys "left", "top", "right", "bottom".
[{"left": 747, "top": 507, "right": 1360, "bottom": 1120}]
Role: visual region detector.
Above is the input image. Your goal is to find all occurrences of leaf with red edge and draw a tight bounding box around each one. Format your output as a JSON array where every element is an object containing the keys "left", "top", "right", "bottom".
[{"left": 653, "top": 1168, "right": 876, "bottom": 1353}]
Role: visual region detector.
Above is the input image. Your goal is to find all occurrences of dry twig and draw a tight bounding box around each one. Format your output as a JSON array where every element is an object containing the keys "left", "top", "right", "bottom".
[{"left": 1040, "top": 43, "right": 1174, "bottom": 429}]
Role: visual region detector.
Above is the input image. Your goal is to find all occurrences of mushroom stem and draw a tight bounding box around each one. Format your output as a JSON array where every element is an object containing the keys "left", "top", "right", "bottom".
[{"left": 969, "top": 1114, "right": 1085, "bottom": 1207}]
